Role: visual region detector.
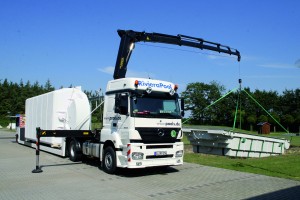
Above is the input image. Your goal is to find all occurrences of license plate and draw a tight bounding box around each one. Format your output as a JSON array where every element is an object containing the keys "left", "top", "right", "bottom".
[{"left": 154, "top": 151, "right": 167, "bottom": 156}]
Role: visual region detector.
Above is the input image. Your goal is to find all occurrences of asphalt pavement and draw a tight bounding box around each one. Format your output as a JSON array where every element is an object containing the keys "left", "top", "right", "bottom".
[{"left": 1, "top": 129, "right": 299, "bottom": 200}]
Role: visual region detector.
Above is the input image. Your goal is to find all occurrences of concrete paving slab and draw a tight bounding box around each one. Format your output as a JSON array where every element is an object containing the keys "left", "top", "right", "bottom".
[{"left": 1, "top": 130, "right": 299, "bottom": 200}]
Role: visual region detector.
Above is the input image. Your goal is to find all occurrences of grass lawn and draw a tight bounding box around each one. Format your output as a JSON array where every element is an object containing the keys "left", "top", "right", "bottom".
[{"left": 183, "top": 125, "right": 300, "bottom": 181}]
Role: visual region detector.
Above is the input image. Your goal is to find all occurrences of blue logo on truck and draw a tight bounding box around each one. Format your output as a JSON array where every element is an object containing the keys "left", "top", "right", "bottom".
[{"left": 138, "top": 80, "right": 172, "bottom": 90}]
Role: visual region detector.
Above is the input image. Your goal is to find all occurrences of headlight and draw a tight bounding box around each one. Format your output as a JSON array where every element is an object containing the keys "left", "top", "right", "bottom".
[
  {"left": 175, "top": 150, "right": 183, "bottom": 157},
  {"left": 132, "top": 152, "right": 144, "bottom": 160}
]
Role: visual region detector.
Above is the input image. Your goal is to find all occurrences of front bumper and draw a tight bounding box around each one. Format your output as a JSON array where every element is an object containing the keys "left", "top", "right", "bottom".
[{"left": 116, "top": 142, "right": 184, "bottom": 168}]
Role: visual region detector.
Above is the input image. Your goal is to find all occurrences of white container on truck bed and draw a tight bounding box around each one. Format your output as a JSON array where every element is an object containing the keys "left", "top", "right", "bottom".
[{"left": 25, "top": 87, "right": 91, "bottom": 147}]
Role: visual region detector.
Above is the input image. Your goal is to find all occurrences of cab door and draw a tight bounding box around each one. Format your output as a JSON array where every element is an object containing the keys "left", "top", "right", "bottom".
[{"left": 115, "top": 93, "right": 131, "bottom": 142}]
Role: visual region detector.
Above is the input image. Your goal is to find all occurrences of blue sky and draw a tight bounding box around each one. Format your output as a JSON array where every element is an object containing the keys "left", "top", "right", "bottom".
[{"left": 1, "top": 0, "right": 299, "bottom": 94}]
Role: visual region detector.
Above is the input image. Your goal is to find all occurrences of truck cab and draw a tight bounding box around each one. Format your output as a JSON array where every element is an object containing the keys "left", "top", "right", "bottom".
[{"left": 99, "top": 78, "right": 184, "bottom": 173}]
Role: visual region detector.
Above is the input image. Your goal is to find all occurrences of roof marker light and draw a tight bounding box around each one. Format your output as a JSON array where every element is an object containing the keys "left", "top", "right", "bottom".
[
  {"left": 174, "top": 84, "right": 179, "bottom": 91},
  {"left": 134, "top": 80, "right": 139, "bottom": 87}
]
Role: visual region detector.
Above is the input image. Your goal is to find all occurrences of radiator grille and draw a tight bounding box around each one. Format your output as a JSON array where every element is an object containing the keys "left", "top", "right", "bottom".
[{"left": 135, "top": 128, "right": 180, "bottom": 143}]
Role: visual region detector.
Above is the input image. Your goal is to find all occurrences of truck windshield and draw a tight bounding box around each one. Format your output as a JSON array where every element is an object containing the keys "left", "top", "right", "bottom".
[{"left": 131, "top": 93, "right": 181, "bottom": 119}]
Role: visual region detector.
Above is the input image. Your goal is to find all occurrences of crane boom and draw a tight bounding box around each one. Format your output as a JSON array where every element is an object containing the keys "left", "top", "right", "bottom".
[{"left": 114, "top": 29, "right": 241, "bottom": 80}]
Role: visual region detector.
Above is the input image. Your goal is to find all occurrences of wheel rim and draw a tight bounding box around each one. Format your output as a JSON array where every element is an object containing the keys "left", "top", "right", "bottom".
[{"left": 105, "top": 153, "right": 113, "bottom": 170}]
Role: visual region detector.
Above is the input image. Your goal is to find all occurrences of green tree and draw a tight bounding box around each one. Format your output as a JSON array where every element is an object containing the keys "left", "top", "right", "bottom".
[
  {"left": 44, "top": 79, "right": 55, "bottom": 93},
  {"left": 84, "top": 90, "right": 104, "bottom": 125},
  {"left": 0, "top": 79, "right": 11, "bottom": 117},
  {"left": 0, "top": 79, "right": 57, "bottom": 126},
  {"left": 253, "top": 89, "right": 279, "bottom": 117},
  {"left": 246, "top": 115, "right": 257, "bottom": 132},
  {"left": 258, "top": 115, "right": 268, "bottom": 123},
  {"left": 232, "top": 109, "right": 245, "bottom": 129},
  {"left": 268, "top": 112, "right": 280, "bottom": 132},
  {"left": 282, "top": 114, "right": 295, "bottom": 132},
  {"left": 294, "top": 115, "right": 300, "bottom": 133},
  {"left": 181, "top": 81, "right": 225, "bottom": 125},
  {"left": 279, "top": 89, "right": 300, "bottom": 132}
]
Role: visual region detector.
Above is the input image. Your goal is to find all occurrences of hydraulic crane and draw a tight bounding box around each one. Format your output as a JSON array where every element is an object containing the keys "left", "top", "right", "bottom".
[
  {"left": 114, "top": 29, "right": 241, "bottom": 80},
  {"left": 25, "top": 29, "right": 242, "bottom": 175}
]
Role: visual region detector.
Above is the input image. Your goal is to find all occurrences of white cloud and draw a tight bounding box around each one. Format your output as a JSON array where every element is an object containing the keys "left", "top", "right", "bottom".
[
  {"left": 98, "top": 66, "right": 114, "bottom": 75},
  {"left": 205, "top": 54, "right": 236, "bottom": 61},
  {"left": 97, "top": 66, "right": 156, "bottom": 78},
  {"left": 206, "top": 54, "right": 219, "bottom": 60}
]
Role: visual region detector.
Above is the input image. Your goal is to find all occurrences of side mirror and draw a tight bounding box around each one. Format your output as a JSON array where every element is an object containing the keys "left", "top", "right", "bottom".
[{"left": 180, "top": 98, "right": 185, "bottom": 117}]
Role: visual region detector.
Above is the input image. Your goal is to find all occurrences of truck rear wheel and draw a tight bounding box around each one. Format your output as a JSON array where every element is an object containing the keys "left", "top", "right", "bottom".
[
  {"left": 69, "top": 139, "right": 82, "bottom": 162},
  {"left": 103, "top": 146, "right": 116, "bottom": 174}
]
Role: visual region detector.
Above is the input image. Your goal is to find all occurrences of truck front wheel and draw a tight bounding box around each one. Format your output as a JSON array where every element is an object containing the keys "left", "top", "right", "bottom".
[
  {"left": 103, "top": 146, "right": 116, "bottom": 174},
  {"left": 69, "top": 139, "right": 82, "bottom": 162}
]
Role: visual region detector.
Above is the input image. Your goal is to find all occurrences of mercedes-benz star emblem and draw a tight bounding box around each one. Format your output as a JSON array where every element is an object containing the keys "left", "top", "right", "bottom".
[{"left": 157, "top": 129, "right": 165, "bottom": 137}]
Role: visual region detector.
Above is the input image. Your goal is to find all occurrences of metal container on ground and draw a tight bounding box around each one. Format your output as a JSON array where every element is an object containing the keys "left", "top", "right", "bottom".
[{"left": 186, "top": 129, "right": 290, "bottom": 158}]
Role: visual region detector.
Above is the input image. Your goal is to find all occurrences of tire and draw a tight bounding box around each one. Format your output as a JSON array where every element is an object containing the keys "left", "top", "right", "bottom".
[
  {"left": 103, "top": 146, "right": 117, "bottom": 174},
  {"left": 69, "top": 139, "right": 82, "bottom": 162}
]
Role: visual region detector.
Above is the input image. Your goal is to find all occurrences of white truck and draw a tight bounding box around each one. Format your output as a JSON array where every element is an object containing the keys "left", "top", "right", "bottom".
[
  {"left": 17, "top": 78, "right": 184, "bottom": 174},
  {"left": 16, "top": 30, "right": 240, "bottom": 174}
]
